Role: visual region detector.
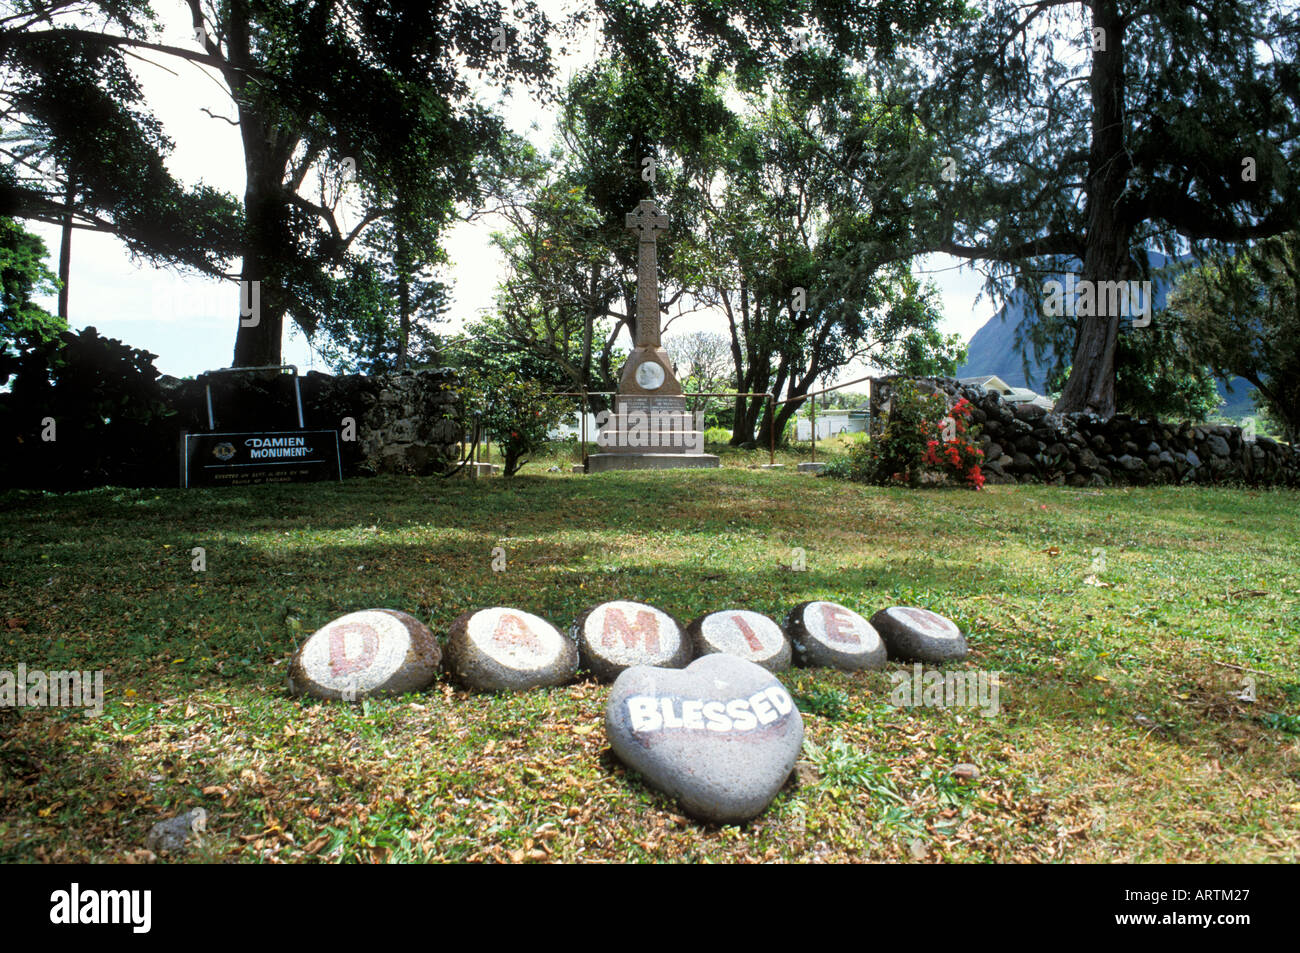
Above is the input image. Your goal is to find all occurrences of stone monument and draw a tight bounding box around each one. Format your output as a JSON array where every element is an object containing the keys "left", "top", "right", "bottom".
[{"left": 585, "top": 200, "right": 719, "bottom": 472}]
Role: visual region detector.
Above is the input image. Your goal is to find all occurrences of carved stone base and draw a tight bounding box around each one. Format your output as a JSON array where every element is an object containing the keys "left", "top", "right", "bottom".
[{"left": 585, "top": 453, "right": 720, "bottom": 473}]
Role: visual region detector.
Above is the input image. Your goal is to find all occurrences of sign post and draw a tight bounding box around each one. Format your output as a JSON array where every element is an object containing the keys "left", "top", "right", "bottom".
[{"left": 181, "top": 365, "right": 342, "bottom": 488}]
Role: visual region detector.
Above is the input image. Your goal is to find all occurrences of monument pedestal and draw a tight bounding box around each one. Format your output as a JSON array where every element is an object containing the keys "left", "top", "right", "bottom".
[
  {"left": 586, "top": 452, "right": 719, "bottom": 472},
  {"left": 587, "top": 392, "right": 718, "bottom": 472}
]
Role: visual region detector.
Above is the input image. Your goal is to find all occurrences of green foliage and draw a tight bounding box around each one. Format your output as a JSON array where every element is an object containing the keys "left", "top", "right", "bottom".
[
  {"left": 1168, "top": 234, "right": 1300, "bottom": 442},
  {"left": 1117, "top": 326, "right": 1222, "bottom": 423},
  {"left": 840, "top": 381, "right": 984, "bottom": 489},
  {"left": 460, "top": 368, "right": 572, "bottom": 478},
  {"left": 446, "top": 317, "right": 577, "bottom": 476},
  {"left": 0, "top": 218, "right": 65, "bottom": 356},
  {"left": 817, "top": 456, "right": 853, "bottom": 479},
  {"left": 308, "top": 254, "right": 450, "bottom": 374},
  {"left": 703, "top": 426, "right": 731, "bottom": 446},
  {"left": 1045, "top": 322, "right": 1224, "bottom": 422},
  {"left": 802, "top": 737, "right": 906, "bottom": 804},
  {"left": 0, "top": 326, "right": 174, "bottom": 489},
  {"left": 794, "top": 688, "right": 848, "bottom": 720},
  {"left": 874, "top": 275, "right": 968, "bottom": 377}
]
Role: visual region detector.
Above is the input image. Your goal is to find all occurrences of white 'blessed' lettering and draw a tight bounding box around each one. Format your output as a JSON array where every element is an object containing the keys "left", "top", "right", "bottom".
[{"left": 626, "top": 686, "right": 795, "bottom": 733}]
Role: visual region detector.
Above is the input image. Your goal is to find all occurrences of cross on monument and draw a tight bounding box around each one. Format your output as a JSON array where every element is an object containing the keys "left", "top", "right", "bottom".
[{"left": 625, "top": 199, "right": 669, "bottom": 348}]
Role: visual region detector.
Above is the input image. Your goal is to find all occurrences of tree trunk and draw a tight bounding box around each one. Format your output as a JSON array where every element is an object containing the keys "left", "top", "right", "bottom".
[
  {"left": 229, "top": 1, "right": 289, "bottom": 369},
  {"left": 1055, "top": 0, "right": 1132, "bottom": 417},
  {"left": 57, "top": 170, "right": 74, "bottom": 321},
  {"left": 231, "top": 176, "right": 287, "bottom": 368},
  {"left": 756, "top": 363, "right": 792, "bottom": 448},
  {"left": 396, "top": 223, "right": 410, "bottom": 371},
  {"left": 583, "top": 262, "right": 599, "bottom": 389},
  {"left": 729, "top": 280, "right": 758, "bottom": 445}
]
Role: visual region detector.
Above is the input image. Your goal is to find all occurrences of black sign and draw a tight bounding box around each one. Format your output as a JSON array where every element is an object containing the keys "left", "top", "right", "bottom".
[{"left": 182, "top": 431, "right": 342, "bottom": 487}]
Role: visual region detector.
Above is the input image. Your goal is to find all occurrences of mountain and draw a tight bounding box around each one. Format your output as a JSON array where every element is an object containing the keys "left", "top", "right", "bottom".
[{"left": 954, "top": 255, "right": 1256, "bottom": 419}]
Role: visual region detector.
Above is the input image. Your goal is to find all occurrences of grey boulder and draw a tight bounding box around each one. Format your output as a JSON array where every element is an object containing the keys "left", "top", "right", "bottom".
[
  {"left": 783, "top": 601, "right": 887, "bottom": 670},
  {"left": 869, "top": 606, "right": 969, "bottom": 662},
  {"left": 605, "top": 654, "right": 804, "bottom": 823},
  {"left": 146, "top": 807, "right": 207, "bottom": 853},
  {"left": 446, "top": 607, "right": 578, "bottom": 691},
  {"left": 686, "top": 609, "right": 791, "bottom": 672},
  {"left": 571, "top": 600, "right": 691, "bottom": 681}
]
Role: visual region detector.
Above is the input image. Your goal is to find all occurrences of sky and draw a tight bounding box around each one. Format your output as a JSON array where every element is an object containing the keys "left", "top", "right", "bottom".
[{"left": 25, "top": 2, "right": 998, "bottom": 384}]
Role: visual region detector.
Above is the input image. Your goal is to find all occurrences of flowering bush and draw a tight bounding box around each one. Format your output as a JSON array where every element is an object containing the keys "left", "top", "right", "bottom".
[{"left": 846, "top": 381, "right": 984, "bottom": 489}]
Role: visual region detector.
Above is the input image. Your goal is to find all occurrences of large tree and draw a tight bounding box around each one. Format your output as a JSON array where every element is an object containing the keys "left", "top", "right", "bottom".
[
  {"left": 490, "top": 0, "right": 965, "bottom": 386},
  {"left": 915, "top": 0, "right": 1300, "bottom": 417},
  {"left": 482, "top": 56, "right": 731, "bottom": 402},
  {"left": 1167, "top": 233, "right": 1300, "bottom": 442},
  {"left": 1, "top": 5, "right": 243, "bottom": 308},
  {"left": 207, "top": 0, "right": 554, "bottom": 367},
  {"left": 4, "top": 1, "right": 555, "bottom": 367},
  {"left": 685, "top": 74, "right": 959, "bottom": 446}
]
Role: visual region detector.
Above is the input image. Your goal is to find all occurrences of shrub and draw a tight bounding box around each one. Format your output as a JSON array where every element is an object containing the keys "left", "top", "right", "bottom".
[
  {"left": 0, "top": 326, "right": 175, "bottom": 489},
  {"left": 703, "top": 426, "right": 731, "bottom": 445},
  {"left": 841, "top": 381, "right": 984, "bottom": 489},
  {"left": 462, "top": 368, "right": 572, "bottom": 477}
]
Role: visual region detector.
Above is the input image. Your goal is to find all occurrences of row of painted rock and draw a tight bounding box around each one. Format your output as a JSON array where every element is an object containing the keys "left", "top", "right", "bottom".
[
  {"left": 287, "top": 600, "right": 969, "bottom": 700},
  {"left": 284, "top": 601, "right": 970, "bottom": 825}
]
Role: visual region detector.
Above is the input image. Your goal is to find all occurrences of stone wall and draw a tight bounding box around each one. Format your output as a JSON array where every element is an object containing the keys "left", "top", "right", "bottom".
[
  {"left": 870, "top": 376, "right": 1300, "bottom": 488},
  {"left": 161, "top": 368, "right": 464, "bottom": 480}
]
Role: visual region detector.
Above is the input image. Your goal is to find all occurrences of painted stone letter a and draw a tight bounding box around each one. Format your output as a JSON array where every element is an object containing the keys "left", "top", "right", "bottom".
[
  {"left": 602, "top": 609, "right": 660, "bottom": 654},
  {"left": 492, "top": 613, "right": 543, "bottom": 654},
  {"left": 329, "top": 623, "right": 379, "bottom": 677}
]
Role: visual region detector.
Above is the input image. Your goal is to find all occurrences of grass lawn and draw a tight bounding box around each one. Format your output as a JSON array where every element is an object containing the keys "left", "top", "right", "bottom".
[{"left": 1, "top": 462, "right": 1298, "bottom": 863}]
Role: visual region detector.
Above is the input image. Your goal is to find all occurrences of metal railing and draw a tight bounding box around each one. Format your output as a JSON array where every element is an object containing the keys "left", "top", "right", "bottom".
[
  {"left": 199, "top": 364, "right": 304, "bottom": 431},
  {"left": 774, "top": 374, "right": 875, "bottom": 463}
]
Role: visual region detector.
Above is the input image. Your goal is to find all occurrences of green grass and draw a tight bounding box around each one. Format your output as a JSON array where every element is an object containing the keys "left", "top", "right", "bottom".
[{"left": 0, "top": 470, "right": 1297, "bottom": 863}]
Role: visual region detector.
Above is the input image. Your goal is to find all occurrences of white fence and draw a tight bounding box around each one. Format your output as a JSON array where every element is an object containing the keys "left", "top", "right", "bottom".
[{"left": 796, "top": 413, "right": 869, "bottom": 441}]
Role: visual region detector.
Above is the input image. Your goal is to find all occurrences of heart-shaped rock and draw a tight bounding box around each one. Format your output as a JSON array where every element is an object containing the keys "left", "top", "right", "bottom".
[
  {"left": 572, "top": 600, "right": 690, "bottom": 681},
  {"left": 783, "top": 600, "right": 886, "bottom": 670},
  {"left": 870, "top": 606, "right": 968, "bottom": 662},
  {"left": 686, "top": 609, "right": 791, "bottom": 672},
  {"left": 446, "top": 607, "right": 578, "bottom": 691},
  {"left": 605, "top": 654, "right": 804, "bottom": 823},
  {"left": 288, "top": 609, "right": 440, "bottom": 700}
]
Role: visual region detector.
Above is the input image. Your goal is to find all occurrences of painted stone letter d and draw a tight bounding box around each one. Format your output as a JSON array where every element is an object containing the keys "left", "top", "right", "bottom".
[{"left": 329, "top": 623, "right": 379, "bottom": 677}]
